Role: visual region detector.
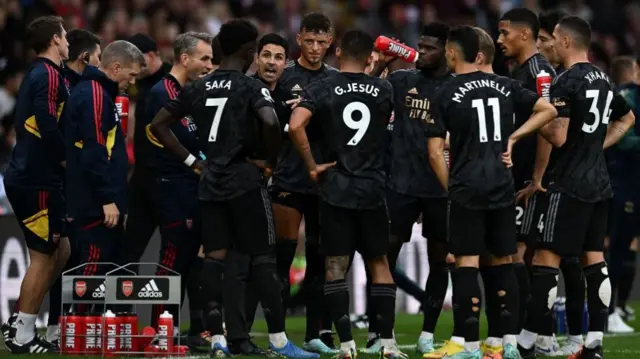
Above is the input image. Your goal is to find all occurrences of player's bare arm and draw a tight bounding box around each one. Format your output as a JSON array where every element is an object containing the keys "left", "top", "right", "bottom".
[
  {"left": 427, "top": 137, "right": 449, "bottom": 190},
  {"left": 150, "top": 108, "right": 202, "bottom": 173},
  {"left": 256, "top": 105, "right": 283, "bottom": 175},
  {"left": 539, "top": 117, "right": 569, "bottom": 147},
  {"left": 289, "top": 106, "right": 315, "bottom": 170},
  {"left": 604, "top": 110, "right": 636, "bottom": 149},
  {"left": 289, "top": 106, "right": 336, "bottom": 181},
  {"left": 517, "top": 135, "right": 552, "bottom": 205},
  {"left": 504, "top": 98, "right": 558, "bottom": 167}
]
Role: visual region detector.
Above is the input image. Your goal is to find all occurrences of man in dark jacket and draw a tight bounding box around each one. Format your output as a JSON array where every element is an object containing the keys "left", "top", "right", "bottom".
[
  {"left": 125, "top": 34, "right": 172, "bottom": 269},
  {"left": 62, "top": 40, "right": 144, "bottom": 280},
  {"left": 45, "top": 27, "right": 102, "bottom": 345},
  {"left": 1, "top": 15, "right": 69, "bottom": 354}
]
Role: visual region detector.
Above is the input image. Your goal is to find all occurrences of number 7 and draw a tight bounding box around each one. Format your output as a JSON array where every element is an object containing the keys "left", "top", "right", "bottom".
[{"left": 205, "top": 97, "right": 228, "bottom": 142}]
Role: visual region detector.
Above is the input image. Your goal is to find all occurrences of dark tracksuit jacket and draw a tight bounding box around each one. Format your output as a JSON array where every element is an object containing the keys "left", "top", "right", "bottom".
[{"left": 62, "top": 65, "right": 128, "bottom": 223}]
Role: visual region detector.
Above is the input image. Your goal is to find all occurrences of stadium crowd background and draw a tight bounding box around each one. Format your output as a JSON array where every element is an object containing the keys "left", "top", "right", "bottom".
[{"left": 0, "top": 0, "right": 638, "bottom": 209}]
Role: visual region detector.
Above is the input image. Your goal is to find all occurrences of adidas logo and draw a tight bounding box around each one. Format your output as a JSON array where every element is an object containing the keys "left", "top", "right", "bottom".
[
  {"left": 138, "top": 279, "right": 163, "bottom": 298},
  {"left": 291, "top": 84, "right": 302, "bottom": 91},
  {"left": 93, "top": 282, "right": 106, "bottom": 298},
  {"left": 408, "top": 88, "right": 418, "bottom": 95}
]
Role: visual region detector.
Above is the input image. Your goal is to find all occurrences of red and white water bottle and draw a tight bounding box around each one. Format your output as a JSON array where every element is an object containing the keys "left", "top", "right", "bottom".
[
  {"left": 103, "top": 310, "right": 120, "bottom": 357},
  {"left": 60, "top": 313, "right": 85, "bottom": 354},
  {"left": 374, "top": 36, "right": 419, "bottom": 63},
  {"left": 115, "top": 94, "right": 130, "bottom": 136},
  {"left": 536, "top": 70, "right": 552, "bottom": 101},
  {"left": 157, "top": 311, "right": 174, "bottom": 353}
]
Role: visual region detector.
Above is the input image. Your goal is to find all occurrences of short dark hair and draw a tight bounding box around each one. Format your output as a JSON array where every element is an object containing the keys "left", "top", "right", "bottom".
[
  {"left": 258, "top": 33, "right": 289, "bottom": 57},
  {"left": 300, "top": 12, "right": 332, "bottom": 34},
  {"left": 500, "top": 8, "right": 540, "bottom": 39},
  {"left": 474, "top": 27, "right": 495, "bottom": 64},
  {"left": 448, "top": 26, "right": 479, "bottom": 63},
  {"left": 539, "top": 10, "right": 568, "bottom": 36},
  {"left": 421, "top": 23, "right": 450, "bottom": 46},
  {"left": 173, "top": 32, "right": 214, "bottom": 60},
  {"left": 211, "top": 35, "right": 223, "bottom": 65},
  {"left": 217, "top": 19, "right": 259, "bottom": 56},
  {"left": 339, "top": 29, "right": 374, "bottom": 63},
  {"left": 611, "top": 56, "right": 637, "bottom": 84},
  {"left": 558, "top": 16, "right": 591, "bottom": 49},
  {"left": 26, "top": 16, "right": 65, "bottom": 54},
  {"left": 67, "top": 29, "right": 101, "bottom": 62}
]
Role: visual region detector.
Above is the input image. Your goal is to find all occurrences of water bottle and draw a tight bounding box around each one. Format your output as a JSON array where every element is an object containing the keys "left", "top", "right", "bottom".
[{"left": 554, "top": 297, "right": 567, "bottom": 334}]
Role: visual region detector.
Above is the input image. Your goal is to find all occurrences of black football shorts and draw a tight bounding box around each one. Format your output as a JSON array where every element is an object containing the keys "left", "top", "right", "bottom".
[
  {"left": 319, "top": 200, "right": 389, "bottom": 260},
  {"left": 5, "top": 185, "right": 65, "bottom": 255},
  {"left": 386, "top": 189, "right": 447, "bottom": 243},
  {"left": 448, "top": 200, "right": 517, "bottom": 257},
  {"left": 269, "top": 185, "right": 319, "bottom": 240},
  {"left": 201, "top": 187, "right": 276, "bottom": 256},
  {"left": 519, "top": 191, "right": 550, "bottom": 241},
  {"left": 538, "top": 192, "right": 608, "bottom": 257}
]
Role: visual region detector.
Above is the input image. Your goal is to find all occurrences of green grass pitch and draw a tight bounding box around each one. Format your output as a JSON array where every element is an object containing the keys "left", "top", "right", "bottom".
[{"left": 2, "top": 305, "right": 640, "bottom": 358}]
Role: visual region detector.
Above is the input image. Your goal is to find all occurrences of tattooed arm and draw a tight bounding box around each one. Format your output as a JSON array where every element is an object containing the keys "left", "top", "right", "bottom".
[{"left": 539, "top": 117, "right": 569, "bottom": 147}]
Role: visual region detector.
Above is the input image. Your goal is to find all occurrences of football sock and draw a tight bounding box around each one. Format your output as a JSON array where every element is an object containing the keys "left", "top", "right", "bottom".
[
  {"left": 202, "top": 258, "right": 225, "bottom": 336},
  {"left": 15, "top": 312, "right": 37, "bottom": 344},
  {"left": 371, "top": 284, "right": 397, "bottom": 339},
  {"left": 252, "top": 254, "right": 286, "bottom": 334},
  {"left": 304, "top": 242, "right": 323, "bottom": 341},
  {"left": 421, "top": 262, "right": 450, "bottom": 334},
  {"left": 525, "top": 266, "right": 559, "bottom": 337},
  {"left": 481, "top": 266, "right": 501, "bottom": 339},
  {"left": 584, "top": 261, "right": 610, "bottom": 348},
  {"left": 514, "top": 262, "right": 530, "bottom": 332},
  {"left": 324, "top": 279, "right": 353, "bottom": 343},
  {"left": 452, "top": 267, "right": 481, "bottom": 344},
  {"left": 618, "top": 251, "right": 636, "bottom": 308},
  {"left": 365, "top": 268, "right": 379, "bottom": 336},
  {"left": 275, "top": 239, "right": 297, "bottom": 307},
  {"left": 187, "top": 256, "right": 204, "bottom": 336},
  {"left": 494, "top": 263, "right": 519, "bottom": 337},
  {"left": 561, "top": 258, "right": 586, "bottom": 336}
]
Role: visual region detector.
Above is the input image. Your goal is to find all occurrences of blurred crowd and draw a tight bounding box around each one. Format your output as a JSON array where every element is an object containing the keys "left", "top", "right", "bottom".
[{"left": 2, "top": 0, "right": 640, "bottom": 171}]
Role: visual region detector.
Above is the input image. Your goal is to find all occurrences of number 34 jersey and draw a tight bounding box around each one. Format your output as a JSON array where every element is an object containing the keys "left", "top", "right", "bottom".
[
  {"left": 164, "top": 69, "right": 275, "bottom": 201},
  {"left": 548, "top": 63, "right": 631, "bottom": 202},
  {"left": 431, "top": 71, "right": 539, "bottom": 210},
  {"left": 297, "top": 72, "right": 394, "bottom": 210}
]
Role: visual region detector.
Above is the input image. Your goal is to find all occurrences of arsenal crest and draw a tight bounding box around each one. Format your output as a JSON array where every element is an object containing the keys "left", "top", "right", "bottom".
[
  {"left": 75, "top": 281, "right": 87, "bottom": 297},
  {"left": 122, "top": 281, "right": 133, "bottom": 297}
]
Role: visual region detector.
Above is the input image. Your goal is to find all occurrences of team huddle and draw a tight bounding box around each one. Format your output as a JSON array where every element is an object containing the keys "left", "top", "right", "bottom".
[{"left": 0, "top": 7, "right": 636, "bottom": 359}]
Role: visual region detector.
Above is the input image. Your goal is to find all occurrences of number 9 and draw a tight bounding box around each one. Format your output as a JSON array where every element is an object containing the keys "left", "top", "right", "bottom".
[{"left": 343, "top": 101, "right": 371, "bottom": 146}]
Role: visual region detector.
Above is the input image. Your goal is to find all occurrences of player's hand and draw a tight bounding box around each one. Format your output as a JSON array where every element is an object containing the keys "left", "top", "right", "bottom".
[
  {"left": 286, "top": 98, "right": 302, "bottom": 110},
  {"left": 502, "top": 137, "right": 516, "bottom": 168},
  {"left": 102, "top": 203, "right": 120, "bottom": 228},
  {"left": 246, "top": 158, "right": 274, "bottom": 177},
  {"left": 516, "top": 181, "right": 546, "bottom": 207},
  {"left": 309, "top": 162, "right": 337, "bottom": 182},
  {"left": 191, "top": 159, "right": 204, "bottom": 175}
]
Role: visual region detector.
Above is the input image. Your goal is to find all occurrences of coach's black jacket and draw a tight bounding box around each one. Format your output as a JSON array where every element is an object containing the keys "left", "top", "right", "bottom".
[{"left": 62, "top": 65, "right": 127, "bottom": 220}]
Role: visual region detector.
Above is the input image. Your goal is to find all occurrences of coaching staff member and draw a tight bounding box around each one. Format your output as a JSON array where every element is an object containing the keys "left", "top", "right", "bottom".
[
  {"left": 125, "top": 34, "right": 172, "bottom": 268},
  {"left": 63, "top": 41, "right": 145, "bottom": 280}
]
